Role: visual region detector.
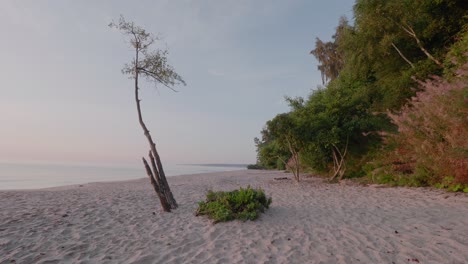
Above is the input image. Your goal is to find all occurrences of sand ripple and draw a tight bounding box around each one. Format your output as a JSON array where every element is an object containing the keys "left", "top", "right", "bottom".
[{"left": 1, "top": 170, "right": 467, "bottom": 263}]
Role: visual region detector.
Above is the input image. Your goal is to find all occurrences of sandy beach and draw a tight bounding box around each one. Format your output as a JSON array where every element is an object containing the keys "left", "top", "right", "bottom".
[{"left": 1, "top": 170, "right": 467, "bottom": 264}]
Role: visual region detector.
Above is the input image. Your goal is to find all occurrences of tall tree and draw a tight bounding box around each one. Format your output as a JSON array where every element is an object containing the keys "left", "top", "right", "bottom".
[
  {"left": 267, "top": 113, "right": 304, "bottom": 181},
  {"left": 109, "top": 16, "right": 185, "bottom": 212},
  {"left": 310, "top": 17, "right": 348, "bottom": 84}
]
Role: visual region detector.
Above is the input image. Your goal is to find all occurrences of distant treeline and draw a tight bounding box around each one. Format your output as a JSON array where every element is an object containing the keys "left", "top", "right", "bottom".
[
  {"left": 189, "top": 164, "right": 248, "bottom": 168},
  {"left": 254, "top": 0, "right": 467, "bottom": 191}
]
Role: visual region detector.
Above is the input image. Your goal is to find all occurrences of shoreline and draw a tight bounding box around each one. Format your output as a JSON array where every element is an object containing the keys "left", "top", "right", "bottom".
[
  {"left": 0, "top": 165, "right": 248, "bottom": 191},
  {"left": 1, "top": 170, "right": 467, "bottom": 263}
]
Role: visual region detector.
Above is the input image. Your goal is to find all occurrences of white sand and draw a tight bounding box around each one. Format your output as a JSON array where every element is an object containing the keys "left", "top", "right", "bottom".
[{"left": 1, "top": 170, "right": 467, "bottom": 264}]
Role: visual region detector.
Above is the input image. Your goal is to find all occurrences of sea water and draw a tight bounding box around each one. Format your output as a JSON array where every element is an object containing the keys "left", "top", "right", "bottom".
[{"left": 0, "top": 162, "right": 246, "bottom": 190}]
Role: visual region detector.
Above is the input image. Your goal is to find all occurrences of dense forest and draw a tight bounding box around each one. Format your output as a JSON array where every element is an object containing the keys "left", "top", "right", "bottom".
[{"left": 253, "top": 0, "right": 467, "bottom": 191}]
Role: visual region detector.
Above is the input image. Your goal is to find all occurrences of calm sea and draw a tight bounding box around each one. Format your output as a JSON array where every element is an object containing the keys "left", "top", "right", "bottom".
[{"left": 0, "top": 162, "right": 247, "bottom": 190}]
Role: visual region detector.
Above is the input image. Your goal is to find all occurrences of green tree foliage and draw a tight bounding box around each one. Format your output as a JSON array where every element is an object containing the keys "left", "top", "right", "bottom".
[
  {"left": 350, "top": 0, "right": 467, "bottom": 110},
  {"left": 444, "top": 27, "right": 468, "bottom": 76},
  {"left": 376, "top": 35, "right": 468, "bottom": 189},
  {"left": 310, "top": 17, "right": 349, "bottom": 84},
  {"left": 255, "top": 0, "right": 467, "bottom": 183},
  {"left": 372, "top": 64, "right": 467, "bottom": 189},
  {"left": 255, "top": 129, "right": 289, "bottom": 170},
  {"left": 255, "top": 113, "right": 303, "bottom": 180},
  {"left": 289, "top": 74, "right": 386, "bottom": 179}
]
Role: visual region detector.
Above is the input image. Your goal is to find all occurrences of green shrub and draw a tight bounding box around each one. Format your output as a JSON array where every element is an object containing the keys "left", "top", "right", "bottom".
[
  {"left": 434, "top": 176, "right": 468, "bottom": 192},
  {"left": 247, "top": 164, "right": 265, "bottom": 170},
  {"left": 196, "top": 186, "right": 272, "bottom": 223},
  {"left": 386, "top": 64, "right": 468, "bottom": 188},
  {"left": 375, "top": 173, "right": 396, "bottom": 185}
]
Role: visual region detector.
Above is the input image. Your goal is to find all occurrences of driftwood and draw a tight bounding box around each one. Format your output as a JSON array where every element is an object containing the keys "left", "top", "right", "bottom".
[{"left": 274, "top": 177, "right": 290, "bottom": 181}]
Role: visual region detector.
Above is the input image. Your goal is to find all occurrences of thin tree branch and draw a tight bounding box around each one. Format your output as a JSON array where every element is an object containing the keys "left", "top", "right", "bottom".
[
  {"left": 137, "top": 68, "right": 179, "bottom": 92},
  {"left": 381, "top": 15, "right": 443, "bottom": 67},
  {"left": 391, "top": 42, "right": 415, "bottom": 68},
  {"left": 400, "top": 23, "right": 442, "bottom": 67},
  {"left": 329, "top": 136, "right": 349, "bottom": 181}
]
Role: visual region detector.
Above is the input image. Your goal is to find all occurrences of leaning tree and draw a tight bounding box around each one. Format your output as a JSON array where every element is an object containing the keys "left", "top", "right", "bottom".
[{"left": 109, "top": 16, "right": 185, "bottom": 212}]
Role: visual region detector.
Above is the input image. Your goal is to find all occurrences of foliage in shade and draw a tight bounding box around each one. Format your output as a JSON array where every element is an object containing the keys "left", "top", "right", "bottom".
[
  {"left": 254, "top": 0, "right": 466, "bottom": 187},
  {"left": 196, "top": 186, "right": 272, "bottom": 223},
  {"left": 247, "top": 164, "right": 266, "bottom": 170},
  {"left": 384, "top": 64, "right": 467, "bottom": 187},
  {"left": 367, "top": 26, "right": 468, "bottom": 191}
]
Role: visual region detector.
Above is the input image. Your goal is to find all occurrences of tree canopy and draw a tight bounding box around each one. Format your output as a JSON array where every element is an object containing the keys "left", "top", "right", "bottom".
[{"left": 255, "top": 0, "right": 467, "bottom": 185}]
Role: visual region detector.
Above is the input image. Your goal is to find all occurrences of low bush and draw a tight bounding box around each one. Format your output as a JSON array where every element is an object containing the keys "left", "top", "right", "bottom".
[
  {"left": 195, "top": 186, "right": 272, "bottom": 223},
  {"left": 369, "top": 61, "right": 467, "bottom": 191},
  {"left": 387, "top": 67, "right": 467, "bottom": 187},
  {"left": 434, "top": 176, "right": 468, "bottom": 193},
  {"left": 247, "top": 164, "right": 265, "bottom": 170}
]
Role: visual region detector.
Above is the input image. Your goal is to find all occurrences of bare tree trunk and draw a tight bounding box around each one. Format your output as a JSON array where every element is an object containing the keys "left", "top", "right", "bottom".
[
  {"left": 148, "top": 150, "right": 168, "bottom": 202},
  {"left": 330, "top": 149, "right": 341, "bottom": 181},
  {"left": 143, "top": 157, "right": 171, "bottom": 212},
  {"left": 150, "top": 149, "right": 178, "bottom": 208},
  {"left": 391, "top": 42, "right": 415, "bottom": 68},
  {"left": 134, "top": 47, "right": 177, "bottom": 211},
  {"left": 329, "top": 138, "right": 349, "bottom": 182},
  {"left": 294, "top": 153, "right": 300, "bottom": 181},
  {"left": 401, "top": 24, "right": 443, "bottom": 67},
  {"left": 281, "top": 138, "right": 300, "bottom": 182},
  {"left": 290, "top": 153, "right": 300, "bottom": 182},
  {"left": 277, "top": 155, "right": 298, "bottom": 182}
]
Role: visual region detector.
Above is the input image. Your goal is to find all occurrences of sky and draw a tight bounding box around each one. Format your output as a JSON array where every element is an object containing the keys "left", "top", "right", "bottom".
[{"left": 0, "top": 0, "right": 355, "bottom": 167}]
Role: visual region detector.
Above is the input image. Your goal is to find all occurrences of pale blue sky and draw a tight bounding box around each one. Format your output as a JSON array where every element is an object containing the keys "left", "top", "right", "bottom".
[{"left": 0, "top": 0, "right": 354, "bottom": 166}]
